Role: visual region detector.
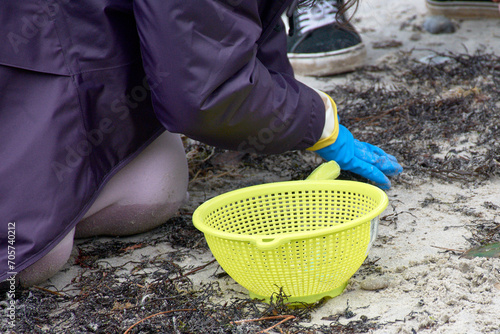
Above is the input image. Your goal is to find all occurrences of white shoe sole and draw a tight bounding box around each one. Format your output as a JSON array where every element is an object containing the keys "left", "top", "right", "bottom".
[
  {"left": 426, "top": 0, "right": 500, "bottom": 18},
  {"left": 288, "top": 43, "right": 367, "bottom": 77}
]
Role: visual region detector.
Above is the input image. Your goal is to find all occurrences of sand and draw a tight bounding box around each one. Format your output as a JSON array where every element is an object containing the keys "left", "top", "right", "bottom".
[
  {"left": 304, "top": 181, "right": 500, "bottom": 333},
  {"left": 189, "top": 2, "right": 500, "bottom": 332},
  {"left": 290, "top": 3, "right": 500, "bottom": 331},
  {"left": 11, "top": 1, "right": 500, "bottom": 333},
  {"left": 178, "top": 179, "right": 500, "bottom": 333}
]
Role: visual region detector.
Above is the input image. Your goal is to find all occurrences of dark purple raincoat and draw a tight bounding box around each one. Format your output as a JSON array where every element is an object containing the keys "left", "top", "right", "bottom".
[{"left": 0, "top": 0, "right": 325, "bottom": 281}]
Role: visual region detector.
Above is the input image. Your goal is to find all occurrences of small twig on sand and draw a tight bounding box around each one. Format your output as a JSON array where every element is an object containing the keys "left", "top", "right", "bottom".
[
  {"left": 172, "top": 259, "right": 217, "bottom": 280},
  {"left": 123, "top": 309, "right": 196, "bottom": 334},
  {"left": 231, "top": 315, "right": 296, "bottom": 333},
  {"left": 32, "top": 286, "right": 65, "bottom": 297},
  {"left": 431, "top": 245, "right": 465, "bottom": 253}
]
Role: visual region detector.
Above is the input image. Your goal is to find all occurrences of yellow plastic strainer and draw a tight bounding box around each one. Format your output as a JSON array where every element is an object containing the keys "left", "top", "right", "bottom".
[{"left": 193, "top": 161, "right": 388, "bottom": 304}]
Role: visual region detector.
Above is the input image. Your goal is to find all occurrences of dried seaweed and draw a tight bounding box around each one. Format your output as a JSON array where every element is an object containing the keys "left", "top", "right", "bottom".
[
  {"left": 7, "top": 208, "right": 380, "bottom": 334},
  {"left": 5, "top": 51, "right": 500, "bottom": 334},
  {"left": 10, "top": 260, "right": 329, "bottom": 333},
  {"left": 329, "top": 51, "right": 500, "bottom": 184}
]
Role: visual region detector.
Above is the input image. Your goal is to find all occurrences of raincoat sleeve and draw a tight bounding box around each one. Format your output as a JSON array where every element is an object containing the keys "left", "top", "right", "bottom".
[{"left": 133, "top": 0, "right": 326, "bottom": 154}]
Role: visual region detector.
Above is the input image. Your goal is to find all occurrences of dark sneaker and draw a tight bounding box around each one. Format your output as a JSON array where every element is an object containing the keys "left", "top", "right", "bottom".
[
  {"left": 426, "top": 0, "right": 500, "bottom": 18},
  {"left": 287, "top": 0, "right": 366, "bottom": 77}
]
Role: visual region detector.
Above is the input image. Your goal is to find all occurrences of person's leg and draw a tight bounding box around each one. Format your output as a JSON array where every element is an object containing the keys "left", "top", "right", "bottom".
[
  {"left": 426, "top": 0, "right": 500, "bottom": 18},
  {"left": 17, "top": 131, "right": 188, "bottom": 286},
  {"left": 286, "top": 0, "right": 366, "bottom": 76},
  {"left": 76, "top": 130, "right": 189, "bottom": 238},
  {"left": 17, "top": 228, "right": 75, "bottom": 287}
]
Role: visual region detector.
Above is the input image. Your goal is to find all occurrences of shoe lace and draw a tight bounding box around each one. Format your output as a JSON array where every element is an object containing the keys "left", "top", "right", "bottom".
[{"left": 296, "top": 0, "right": 341, "bottom": 35}]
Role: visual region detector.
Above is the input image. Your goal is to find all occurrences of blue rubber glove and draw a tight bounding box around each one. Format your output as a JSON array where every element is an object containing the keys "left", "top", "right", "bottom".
[{"left": 315, "top": 125, "right": 403, "bottom": 190}]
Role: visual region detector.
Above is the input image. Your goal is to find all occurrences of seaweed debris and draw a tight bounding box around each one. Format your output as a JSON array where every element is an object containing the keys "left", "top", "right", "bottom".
[
  {"left": 7, "top": 204, "right": 381, "bottom": 334},
  {"left": 8, "top": 230, "right": 359, "bottom": 333},
  {"left": 329, "top": 51, "right": 500, "bottom": 184},
  {"left": 5, "top": 51, "right": 500, "bottom": 334}
]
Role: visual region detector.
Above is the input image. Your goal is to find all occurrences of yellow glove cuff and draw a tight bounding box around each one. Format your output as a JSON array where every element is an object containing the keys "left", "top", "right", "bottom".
[{"left": 307, "top": 93, "right": 339, "bottom": 151}]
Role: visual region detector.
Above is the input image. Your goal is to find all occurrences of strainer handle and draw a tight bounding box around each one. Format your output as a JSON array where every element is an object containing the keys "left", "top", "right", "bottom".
[
  {"left": 255, "top": 236, "right": 288, "bottom": 250},
  {"left": 305, "top": 161, "right": 341, "bottom": 181}
]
